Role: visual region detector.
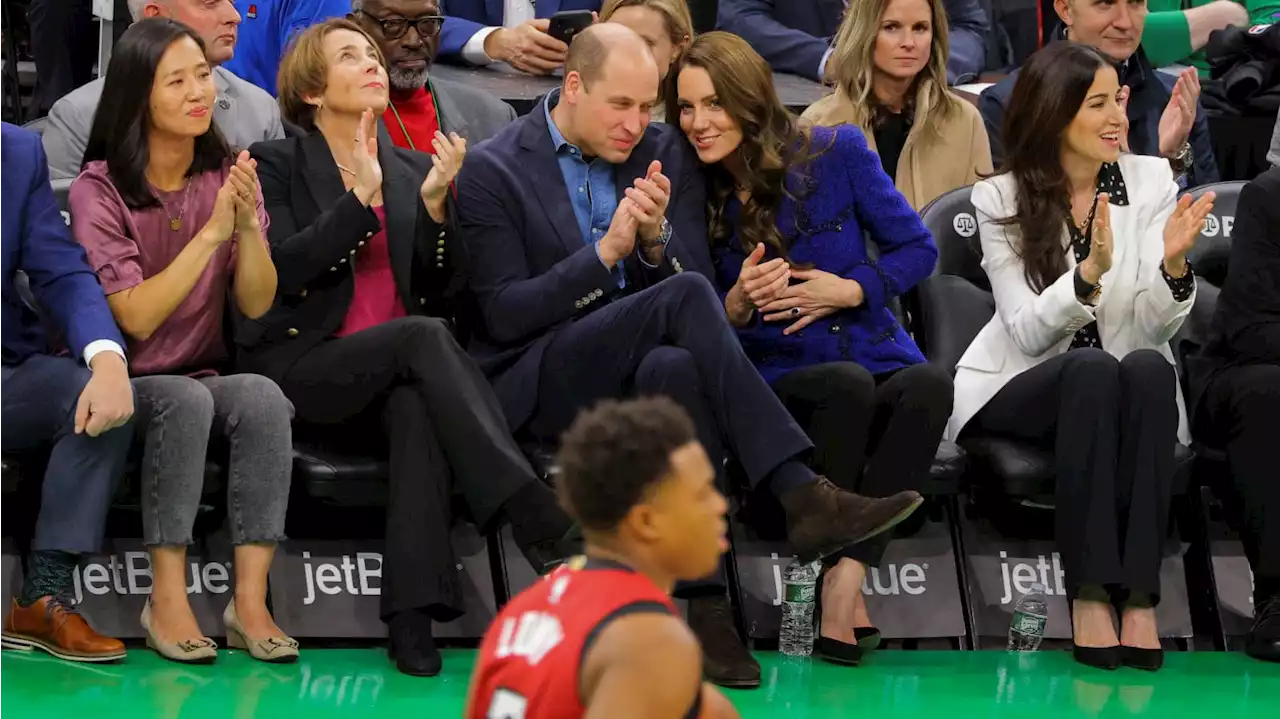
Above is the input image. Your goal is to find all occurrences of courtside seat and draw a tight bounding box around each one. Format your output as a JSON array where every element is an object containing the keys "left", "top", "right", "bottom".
[
  {"left": 916, "top": 185, "right": 1194, "bottom": 509},
  {"left": 1182, "top": 181, "right": 1245, "bottom": 289},
  {"left": 291, "top": 441, "right": 390, "bottom": 508}
]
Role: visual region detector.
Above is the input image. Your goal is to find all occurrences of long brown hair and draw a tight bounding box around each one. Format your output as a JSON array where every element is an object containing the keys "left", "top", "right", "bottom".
[
  {"left": 827, "top": 0, "right": 961, "bottom": 140},
  {"left": 672, "top": 32, "right": 829, "bottom": 259},
  {"left": 998, "top": 42, "right": 1118, "bottom": 293}
]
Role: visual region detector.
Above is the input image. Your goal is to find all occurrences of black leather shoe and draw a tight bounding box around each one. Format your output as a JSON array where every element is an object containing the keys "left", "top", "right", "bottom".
[
  {"left": 387, "top": 611, "right": 442, "bottom": 677},
  {"left": 1072, "top": 644, "right": 1121, "bottom": 670},
  {"left": 779, "top": 478, "right": 923, "bottom": 562},
  {"left": 1246, "top": 596, "right": 1280, "bottom": 663},
  {"left": 1121, "top": 646, "right": 1164, "bottom": 671},
  {"left": 686, "top": 595, "right": 760, "bottom": 689}
]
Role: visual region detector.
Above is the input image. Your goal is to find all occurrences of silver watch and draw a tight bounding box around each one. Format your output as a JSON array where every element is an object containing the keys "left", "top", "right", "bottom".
[{"left": 642, "top": 218, "right": 672, "bottom": 250}]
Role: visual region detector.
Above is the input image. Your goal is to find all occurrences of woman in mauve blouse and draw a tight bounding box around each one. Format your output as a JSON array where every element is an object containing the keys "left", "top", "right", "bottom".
[{"left": 69, "top": 19, "right": 296, "bottom": 664}]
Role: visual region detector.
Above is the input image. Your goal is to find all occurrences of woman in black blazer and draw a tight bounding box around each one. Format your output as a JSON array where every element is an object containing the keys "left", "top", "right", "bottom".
[{"left": 239, "top": 19, "right": 574, "bottom": 678}]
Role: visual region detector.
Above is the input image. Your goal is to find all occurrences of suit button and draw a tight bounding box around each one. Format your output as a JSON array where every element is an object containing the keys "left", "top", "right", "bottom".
[
  {"left": 419, "top": 297, "right": 426, "bottom": 306},
  {"left": 575, "top": 300, "right": 584, "bottom": 309},
  {"left": 329, "top": 266, "right": 337, "bottom": 272},
  {"left": 829, "top": 324, "right": 842, "bottom": 333},
  {"left": 286, "top": 328, "right": 300, "bottom": 338},
  {"left": 437, "top": 239, "right": 445, "bottom": 247},
  {"left": 358, "top": 241, "right": 366, "bottom": 247},
  {"left": 299, "top": 289, "right": 308, "bottom": 298},
  {"left": 436, "top": 262, "right": 444, "bottom": 269},
  {"left": 339, "top": 258, "right": 347, "bottom": 264},
  {"left": 438, "top": 230, "right": 446, "bottom": 239},
  {"left": 365, "top": 231, "right": 374, "bottom": 238},
  {"left": 349, "top": 249, "right": 357, "bottom": 256}
]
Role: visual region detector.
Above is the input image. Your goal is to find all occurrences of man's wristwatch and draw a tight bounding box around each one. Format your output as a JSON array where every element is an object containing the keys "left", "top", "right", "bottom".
[
  {"left": 1169, "top": 142, "right": 1193, "bottom": 176},
  {"left": 641, "top": 218, "right": 672, "bottom": 251}
]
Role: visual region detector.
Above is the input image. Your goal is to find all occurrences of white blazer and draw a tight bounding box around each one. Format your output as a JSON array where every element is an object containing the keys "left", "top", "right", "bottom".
[{"left": 946, "top": 154, "right": 1194, "bottom": 443}]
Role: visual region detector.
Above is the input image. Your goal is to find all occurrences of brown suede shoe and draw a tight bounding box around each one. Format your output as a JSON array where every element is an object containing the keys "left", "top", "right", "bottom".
[
  {"left": 780, "top": 477, "right": 923, "bottom": 562},
  {"left": 1, "top": 597, "right": 126, "bottom": 662},
  {"left": 687, "top": 595, "right": 760, "bottom": 689}
]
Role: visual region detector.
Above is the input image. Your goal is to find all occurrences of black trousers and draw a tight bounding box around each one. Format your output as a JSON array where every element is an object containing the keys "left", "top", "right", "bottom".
[
  {"left": 528, "top": 273, "right": 816, "bottom": 594},
  {"left": 1196, "top": 363, "right": 1280, "bottom": 604},
  {"left": 965, "top": 348, "right": 1179, "bottom": 603},
  {"left": 772, "top": 362, "right": 953, "bottom": 568},
  {"left": 26, "top": 0, "right": 96, "bottom": 116},
  {"left": 281, "top": 316, "right": 535, "bottom": 621}
]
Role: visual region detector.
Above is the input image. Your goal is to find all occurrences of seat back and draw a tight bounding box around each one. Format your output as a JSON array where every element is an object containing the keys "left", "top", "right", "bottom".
[
  {"left": 1183, "top": 180, "right": 1244, "bottom": 288},
  {"left": 686, "top": 0, "right": 717, "bottom": 33},
  {"left": 919, "top": 184, "right": 987, "bottom": 289}
]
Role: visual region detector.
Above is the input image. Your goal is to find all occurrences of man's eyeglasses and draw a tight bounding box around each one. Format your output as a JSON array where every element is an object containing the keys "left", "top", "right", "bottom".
[{"left": 354, "top": 10, "right": 444, "bottom": 40}]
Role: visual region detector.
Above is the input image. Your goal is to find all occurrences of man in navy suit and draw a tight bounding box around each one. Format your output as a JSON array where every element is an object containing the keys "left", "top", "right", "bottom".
[
  {"left": 0, "top": 123, "right": 135, "bottom": 663},
  {"left": 717, "top": 0, "right": 991, "bottom": 85},
  {"left": 437, "top": 0, "right": 601, "bottom": 73},
  {"left": 457, "top": 23, "right": 923, "bottom": 689}
]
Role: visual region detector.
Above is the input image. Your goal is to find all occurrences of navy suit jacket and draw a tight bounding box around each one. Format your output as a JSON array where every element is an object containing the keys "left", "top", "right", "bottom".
[
  {"left": 1, "top": 122, "right": 123, "bottom": 364},
  {"left": 439, "top": 0, "right": 603, "bottom": 64},
  {"left": 456, "top": 103, "right": 713, "bottom": 430},
  {"left": 717, "top": 0, "right": 989, "bottom": 84}
]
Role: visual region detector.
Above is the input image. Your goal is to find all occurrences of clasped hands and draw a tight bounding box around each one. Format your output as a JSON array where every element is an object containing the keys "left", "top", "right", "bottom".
[
  {"left": 597, "top": 160, "right": 672, "bottom": 267},
  {"left": 725, "top": 244, "right": 865, "bottom": 334}
]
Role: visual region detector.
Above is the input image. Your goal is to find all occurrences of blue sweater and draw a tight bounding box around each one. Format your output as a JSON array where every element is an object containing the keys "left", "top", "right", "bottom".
[{"left": 712, "top": 125, "right": 937, "bottom": 384}]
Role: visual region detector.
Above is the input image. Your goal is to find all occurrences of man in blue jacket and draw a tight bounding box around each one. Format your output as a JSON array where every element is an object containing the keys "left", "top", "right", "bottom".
[
  {"left": 226, "top": 0, "right": 354, "bottom": 94},
  {"left": 979, "top": 0, "right": 1219, "bottom": 187},
  {"left": 717, "top": 0, "right": 991, "bottom": 85},
  {"left": 0, "top": 123, "right": 135, "bottom": 663}
]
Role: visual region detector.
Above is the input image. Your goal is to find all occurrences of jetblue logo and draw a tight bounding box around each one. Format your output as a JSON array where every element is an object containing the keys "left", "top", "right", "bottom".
[
  {"left": 300, "top": 551, "right": 383, "bottom": 605},
  {"left": 952, "top": 213, "right": 977, "bottom": 238},
  {"left": 768, "top": 553, "right": 928, "bottom": 605},
  {"left": 998, "top": 551, "right": 1066, "bottom": 605}
]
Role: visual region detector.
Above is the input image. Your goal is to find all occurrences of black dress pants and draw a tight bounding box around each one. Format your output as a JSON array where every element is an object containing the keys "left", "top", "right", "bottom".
[
  {"left": 528, "top": 273, "right": 816, "bottom": 594},
  {"left": 772, "top": 362, "right": 953, "bottom": 567},
  {"left": 281, "top": 316, "right": 536, "bottom": 621},
  {"left": 964, "top": 348, "right": 1179, "bottom": 603},
  {"left": 1196, "top": 363, "right": 1280, "bottom": 605}
]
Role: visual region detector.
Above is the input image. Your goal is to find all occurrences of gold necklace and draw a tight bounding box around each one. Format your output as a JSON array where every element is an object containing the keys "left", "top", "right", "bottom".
[{"left": 155, "top": 180, "right": 193, "bottom": 231}]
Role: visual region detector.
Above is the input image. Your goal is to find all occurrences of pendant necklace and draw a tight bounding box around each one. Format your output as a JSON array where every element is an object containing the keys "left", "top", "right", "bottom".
[{"left": 156, "top": 180, "right": 193, "bottom": 231}]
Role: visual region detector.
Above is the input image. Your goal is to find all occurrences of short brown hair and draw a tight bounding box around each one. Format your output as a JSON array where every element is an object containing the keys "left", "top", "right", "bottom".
[
  {"left": 277, "top": 18, "right": 386, "bottom": 130},
  {"left": 599, "top": 0, "right": 695, "bottom": 46},
  {"left": 563, "top": 25, "right": 612, "bottom": 88}
]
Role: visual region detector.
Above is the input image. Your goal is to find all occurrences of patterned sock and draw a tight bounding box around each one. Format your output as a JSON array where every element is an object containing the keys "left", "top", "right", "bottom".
[{"left": 18, "top": 551, "right": 79, "bottom": 607}]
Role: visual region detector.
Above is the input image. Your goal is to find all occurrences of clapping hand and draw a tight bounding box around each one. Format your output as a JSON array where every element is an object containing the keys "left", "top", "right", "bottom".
[
  {"left": 1078, "top": 193, "right": 1114, "bottom": 285},
  {"left": 1116, "top": 86, "right": 1132, "bottom": 154},
  {"left": 726, "top": 243, "right": 790, "bottom": 326},
  {"left": 1163, "top": 191, "right": 1215, "bottom": 277},
  {"left": 759, "top": 268, "right": 863, "bottom": 335},
  {"left": 420, "top": 131, "right": 466, "bottom": 221},
  {"left": 623, "top": 160, "right": 672, "bottom": 244},
  {"left": 351, "top": 108, "right": 383, "bottom": 205},
  {"left": 225, "top": 150, "right": 261, "bottom": 233},
  {"left": 1158, "top": 68, "right": 1200, "bottom": 159}
]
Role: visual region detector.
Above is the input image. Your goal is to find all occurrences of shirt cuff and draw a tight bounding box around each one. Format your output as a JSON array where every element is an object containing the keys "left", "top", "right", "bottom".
[
  {"left": 461, "top": 26, "right": 501, "bottom": 65},
  {"left": 83, "top": 340, "right": 127, "bottom": 368},
  {"left": 819, "top": 47, "right": 834, "bottom": 82},
  {"left": 1162, "top": 260, "right": 1196, "bottom": 302}
]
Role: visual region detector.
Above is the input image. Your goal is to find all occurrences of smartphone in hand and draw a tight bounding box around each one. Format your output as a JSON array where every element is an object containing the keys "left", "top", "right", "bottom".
[{"left": 548, "top": 10, "right": 594, "bottom": 45}]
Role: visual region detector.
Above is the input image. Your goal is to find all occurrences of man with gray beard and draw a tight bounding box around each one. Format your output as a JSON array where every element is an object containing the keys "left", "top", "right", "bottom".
[{"left": 349, "top": 0, "right": 516, "bottom": 150}]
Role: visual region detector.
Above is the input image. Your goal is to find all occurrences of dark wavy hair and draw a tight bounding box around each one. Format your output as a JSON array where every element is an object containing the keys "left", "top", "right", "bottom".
[
  {"left": 997, "top": 42, "right": 1118, "bottom": 293},
  {"left": 671, "top": 32, "right": 829, "bottom": 260},
  {"left": 82, "top": 18, "right": 231, "bottom": 209}
]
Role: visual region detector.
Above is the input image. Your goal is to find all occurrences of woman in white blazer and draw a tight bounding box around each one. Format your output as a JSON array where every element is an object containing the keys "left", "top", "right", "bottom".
[{"left": 949, "top": 43, "right": 1215, "bottom": 672}]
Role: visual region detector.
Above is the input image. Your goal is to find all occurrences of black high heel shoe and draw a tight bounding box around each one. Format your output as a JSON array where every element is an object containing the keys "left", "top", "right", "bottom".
[
  {"left": 1120, "top": 646, "right": 1164, "bottom": 671},
  {"left": 1072, "top": 644, "right": 1122, "bottom": 670},
  {"left": 813, "top": 567, "right": 864, "bottom": 666}
]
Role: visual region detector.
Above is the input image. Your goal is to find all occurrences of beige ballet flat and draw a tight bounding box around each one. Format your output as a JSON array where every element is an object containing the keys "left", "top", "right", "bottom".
[
  {"left": 140, "top": 600, "right": 218, "bottom": 664},
  {"left": 223, "top": 599, "right": 299, "bottom": 663}
]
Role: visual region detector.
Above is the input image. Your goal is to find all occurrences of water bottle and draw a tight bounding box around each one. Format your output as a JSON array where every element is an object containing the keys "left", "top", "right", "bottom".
[
  {"left": 1007, "top": 582, "right": 1049, "bottom": 651},
  {"left": 779, "top": 558, "right": 820, "bottom": 656}
]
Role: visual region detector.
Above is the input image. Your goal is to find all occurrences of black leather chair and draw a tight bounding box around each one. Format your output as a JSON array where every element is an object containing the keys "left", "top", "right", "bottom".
[
  {"left": 1183, "top": 181, "right": 1245, "bottom": 289},
  {"left": 914, "top": 185, "right": 1194, "bottom": 510}
]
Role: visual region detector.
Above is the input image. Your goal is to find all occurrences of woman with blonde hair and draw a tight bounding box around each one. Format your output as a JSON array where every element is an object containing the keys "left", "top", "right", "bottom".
[
  {"left": 599, "top": 0, "right": 693, "bottom": 121},
  {"left": 802, "top": 0, "right": 991, "bottom": 210}
]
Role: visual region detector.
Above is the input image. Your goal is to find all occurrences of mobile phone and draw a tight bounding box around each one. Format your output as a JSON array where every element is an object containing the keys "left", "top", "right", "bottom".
[{"left": 548, "top": 10, "right": 594, "bottom": 45}]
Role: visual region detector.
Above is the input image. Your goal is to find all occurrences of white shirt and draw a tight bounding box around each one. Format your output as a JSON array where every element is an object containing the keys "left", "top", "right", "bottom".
[{"left": 461, "top": 0, "right": 539, "bottom": 65}]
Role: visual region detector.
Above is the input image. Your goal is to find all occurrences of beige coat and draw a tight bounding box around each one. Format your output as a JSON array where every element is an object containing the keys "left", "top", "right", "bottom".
[{"left": 802, "top": 86, "right": 993, "bottom": 211}]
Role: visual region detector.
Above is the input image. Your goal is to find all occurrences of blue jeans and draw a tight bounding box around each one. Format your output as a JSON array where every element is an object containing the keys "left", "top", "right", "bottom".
[{"left": 1, "top": 354, "right": 134, "bottom": 553}]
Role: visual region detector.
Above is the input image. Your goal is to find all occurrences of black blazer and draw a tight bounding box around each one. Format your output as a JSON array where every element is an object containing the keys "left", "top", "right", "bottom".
[
  {"left": 236, "top": 128, "right": 460, "bottom": 381},
  {"left": 1188, "top": 166, "right": 1280, "bottom": 417},
  {"left": 455, "top": 101, "right": 713, "bottom": 431}
]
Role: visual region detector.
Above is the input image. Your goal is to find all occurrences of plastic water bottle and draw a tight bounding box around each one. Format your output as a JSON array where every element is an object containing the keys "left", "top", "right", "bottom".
[
  {"left": 1007, "top": 582, "right": 1049, "bottom": 651},
  {"left": 779, "top": 558, "right": 820, "bottom": 656}
]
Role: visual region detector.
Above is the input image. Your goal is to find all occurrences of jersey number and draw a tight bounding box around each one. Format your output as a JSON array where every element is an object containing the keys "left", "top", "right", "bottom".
[{"left": 487, "top": 688, "right": 528, "bottom": 719}]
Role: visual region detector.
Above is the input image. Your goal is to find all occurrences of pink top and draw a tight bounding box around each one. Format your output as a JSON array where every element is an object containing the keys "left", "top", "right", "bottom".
[
  {"left": 335, "top": 205, "right": 407, "bottom": 337},
  {"left": 69, "top": 159, "right": 270, "bottom": 376}
]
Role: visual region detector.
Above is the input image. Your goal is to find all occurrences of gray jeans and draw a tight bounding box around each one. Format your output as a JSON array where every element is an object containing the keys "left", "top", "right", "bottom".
[{"left": 132, "top": 374, "right": 293, "bottom": 547}]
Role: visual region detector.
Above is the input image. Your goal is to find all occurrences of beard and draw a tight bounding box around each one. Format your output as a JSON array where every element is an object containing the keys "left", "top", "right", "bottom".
[{"left": 389, "top": 65, "right": 429, "bottom": 93}]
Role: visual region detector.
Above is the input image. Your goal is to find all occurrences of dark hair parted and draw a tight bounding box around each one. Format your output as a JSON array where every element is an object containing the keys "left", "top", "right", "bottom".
[
  {"left": 82, "top": 18, "right": 231, "bottom": 209},
  {"left": 997, "top": 42, "right": 1118, "bottom": 293},
  {"left": 555, "top": 398, "right": 699, "bottom": 533},
  {"left": 672, "top": 32, "right": 830, "bottom": 261}
]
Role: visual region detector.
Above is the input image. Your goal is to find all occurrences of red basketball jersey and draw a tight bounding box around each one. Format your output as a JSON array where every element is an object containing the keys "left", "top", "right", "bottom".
[{"left": 469, "top": 557, "right": 682, "bottom": 719}]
